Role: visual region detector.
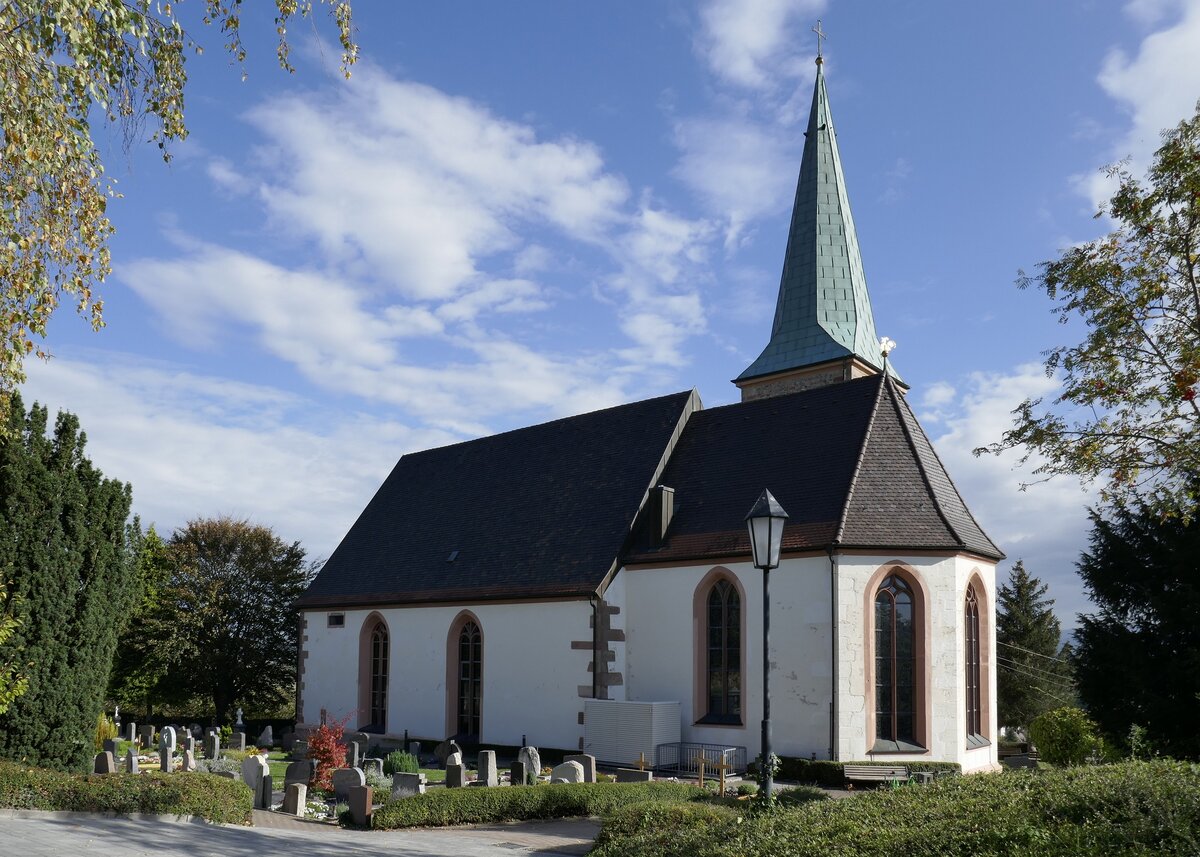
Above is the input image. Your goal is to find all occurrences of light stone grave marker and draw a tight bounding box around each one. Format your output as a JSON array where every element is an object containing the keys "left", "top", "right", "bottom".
[
  {"left": 125, "top": 749, "right": 139, "bottom": 774},
  {"left": 159, "top": 726, "right": 176, "bottom": 772},
  {"left": 125, "top": 722, "right": 137, "bottom": 743},
  {"left": 256, "top": 725, "right": 273, "bottom": 748},
  {"left": 391, "top": 772, "right": 426, "bottom": 798},
  {"left": 182, "top": 749, "right": 196, "bottom": 772},
  {"left": 93, "top": 751, "right": 116, "bottom": 774},
  {"left": 331, "top": 767, "right": 365, "bottom": 801},
  {"left": 240, "top": 755, "right": 270, "bottom": 809},
  {"left": 282, "top": 782, "right": 306, "bottom": 816},
  {"left": 517, "top": 746, "right": 541, "bottom": 781},
  {"left": 550, "top": 760, "right": 584, "bottom": 784},
  {"left": 476, "top": 750, "right": 498, "bottom": 787},
  {"left": 444, "top": 750, "right": 463, "bottom": 769},
  {"left": 363, "top": 757, "right": 383, "bottom": 778},
  {"left": 565, "top": 754, "right": 597, "bottom": 784}
]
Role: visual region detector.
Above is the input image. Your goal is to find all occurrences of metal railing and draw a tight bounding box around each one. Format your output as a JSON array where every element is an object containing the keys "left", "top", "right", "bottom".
[{"left": 655, "top": 742, "right": 747, "bottom": 774}]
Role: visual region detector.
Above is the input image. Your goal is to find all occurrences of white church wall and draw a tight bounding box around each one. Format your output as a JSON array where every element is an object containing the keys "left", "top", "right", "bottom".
[
  {"left": 300, "top": 600, "right": 593, "bottom": 750},
  {"left": 956, "top": 556, "right": 1000, "bottom": 773},
  {"left": 621, "top": 556, "right": 834, "bottom": 762},
  {"left": 602, "top": 571, "right": 628, "bottom": 703},
  {"left": 834, "top": 553, "right": 999, "bottom": 770}
]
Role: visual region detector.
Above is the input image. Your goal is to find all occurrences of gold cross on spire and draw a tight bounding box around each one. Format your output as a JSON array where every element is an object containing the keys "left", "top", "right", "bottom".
[{"left": 813, "top": 19, "right": 828, "bottom": 65}]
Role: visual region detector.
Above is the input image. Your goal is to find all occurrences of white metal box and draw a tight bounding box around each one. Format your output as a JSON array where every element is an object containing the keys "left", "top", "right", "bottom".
[{"left": 583, "top": 699, "right": 681, "bottom": 766}]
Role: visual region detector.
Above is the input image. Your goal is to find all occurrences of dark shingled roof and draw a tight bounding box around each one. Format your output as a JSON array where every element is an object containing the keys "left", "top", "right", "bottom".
[
  {"left": 300, "top": 376, "right": 1002, "bottom": 609},
  {"left": 297, "top": 390, "right": 696, "bottom": 608},
  {"left": 626, "top": 375, "right": 1003, "bottom": 565}
]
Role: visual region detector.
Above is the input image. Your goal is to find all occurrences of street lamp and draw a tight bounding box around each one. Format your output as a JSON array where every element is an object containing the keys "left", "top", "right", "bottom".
[{"left": 745, "top": 489, "right": 788, "bottom": 799}]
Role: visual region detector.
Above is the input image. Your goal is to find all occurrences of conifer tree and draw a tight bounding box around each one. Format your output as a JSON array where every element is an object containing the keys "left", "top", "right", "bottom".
[
  {"left": 0, "top": 394, "right": 136, "bottom": 770},
  {"left": 107, "top": 527, "right": 174, "bottom": 715},
  {"left": 1074, "top": 501, "right": 1200, "bottom": 759},
  {"left": 996, "top": 560, "right": 1075, "bottom": 734}
]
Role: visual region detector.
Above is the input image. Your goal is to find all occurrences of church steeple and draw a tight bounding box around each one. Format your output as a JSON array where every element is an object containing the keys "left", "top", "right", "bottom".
[{"left": 735, "top": 56, "right": 897, "bottom": 401}]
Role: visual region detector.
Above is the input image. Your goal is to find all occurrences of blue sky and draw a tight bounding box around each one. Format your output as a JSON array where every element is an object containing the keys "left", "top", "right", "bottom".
[{"left": 22, "top": 0, "right": 1200, "bottom": 626}]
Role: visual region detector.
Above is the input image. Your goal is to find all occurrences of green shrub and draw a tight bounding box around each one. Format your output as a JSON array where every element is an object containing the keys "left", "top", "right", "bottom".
[
  {"left": 94, "top": 714, "right": 118, "bottom": 753},
  {"left": 0, "top": 760, "right": 252, "bottom": 824},
  {"left": 775, "top": 785, "right": 827, "bottom": 807},
  {"left": 736, "top": 782, "right": 758, "bottom": 796},
  {"left": 592, "top": 760, "right": 1200, "bottom": 857},
  {"left": 383, "top": 750, "right": 419, "bottom": 776},
  {"left": 771, "top": 757, "right": 960, "bottom": 785},
  {"left": 1030, "top": 706, "right": 1102, "bottom": 766},
  {"left": 371, "top": 781, "right": 706, "bottom": 829}
]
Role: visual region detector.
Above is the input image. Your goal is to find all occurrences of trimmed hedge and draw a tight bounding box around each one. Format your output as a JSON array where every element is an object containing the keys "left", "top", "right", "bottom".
[
  {"left": 371, "top": 781, "right": 707, "bottom": 829},
  {"left": 770, "top": 757, "right": 961, "bottom": 785},
  {"left": 0, "top": 760, "right": 253, "bottom": 824},
  {"left": 593, "top": 761, "right": 1200, "bottom": 857}
]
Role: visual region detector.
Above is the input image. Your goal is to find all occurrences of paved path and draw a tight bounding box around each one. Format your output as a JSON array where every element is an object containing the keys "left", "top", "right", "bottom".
[{"left": 0, "top": 811, "right": 600, "bottom": 856}]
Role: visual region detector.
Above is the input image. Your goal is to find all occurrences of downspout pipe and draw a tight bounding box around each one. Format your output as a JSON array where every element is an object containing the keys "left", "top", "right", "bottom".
[
  {"left": 590, "top": 594, "right": 600, "bottom": 701},
  {"left": 827, "top": 545, "right": 838, "bottom": 761}
]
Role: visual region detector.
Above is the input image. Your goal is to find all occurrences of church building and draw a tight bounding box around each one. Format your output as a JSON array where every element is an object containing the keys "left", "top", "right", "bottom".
[{"left": 296, "top": 57, "right": 1003, "bottom": 774}]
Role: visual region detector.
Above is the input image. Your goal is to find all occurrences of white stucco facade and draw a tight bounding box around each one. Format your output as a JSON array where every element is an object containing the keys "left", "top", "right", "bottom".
[
  {"left": 299, "top": 552, "right": 996, "bottom": 771},
  {"left": 299, "top": 599, "right": 594, "bottom": 750}
]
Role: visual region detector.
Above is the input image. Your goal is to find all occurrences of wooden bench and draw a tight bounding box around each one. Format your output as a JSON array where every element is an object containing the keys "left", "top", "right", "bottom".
[{"left": 843, "top": 764, "right": 911, "bottom": 786}]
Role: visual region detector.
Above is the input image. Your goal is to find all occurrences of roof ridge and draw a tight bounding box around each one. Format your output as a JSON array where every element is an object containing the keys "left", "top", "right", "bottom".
[
  {"left": 834, "top": 374, "right": 886, "bottom": 545},
  {"left": 884, "top": 375, "right": 966, "bottom": 548},
  {"left": 890, "top": 379, "right": 1004, "bottom": 558}
]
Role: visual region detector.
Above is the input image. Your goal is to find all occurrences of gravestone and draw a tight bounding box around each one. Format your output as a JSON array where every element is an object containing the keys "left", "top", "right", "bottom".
[
  {"left": 138, "top": 725, "right": 154, "bottom": 748},
  {"left": 331, "top": 767, "right": 366, "bottom": 801},
  {"left": 282, "top": 782, "right": 306, "bottom": 816},
  {"left": 363, "top": 757, "right": 383, "bottom": 778},
  {"left": 407, "top": 741, "right": 422, "bottom": 758},
  {"left": 260, "top": 774, "right": 273, "bottom": 808},
  {"left": 565, "top": 754, "right": 597, "bottom": 784},
  {"left": 445, "top": 750, "right": 463, "bottom": 769},
  {"left": 476, "top": 750, "right": 498, "bottom": 787},
  {"left": 391, "top": 772, "right": 426, "bottom": 798},
  {"left": 227, "top": 732, "right": 246, "bottom": 752},
  {"left": 125, "top": 749, "right": 139, "bottom": 774},
  {"left": 445, "top": 763, "right": 466, "bottom": 788},
  {"left": 550, "top": 760, "right": 584, "bottom": 784},
  {"left": 510, "top": 760, "right": 527, "bottom": 785},
  {"left": 517, "top": 746, "right": 541, "bottom": 780},
  {"left": 349, "top": 785, "right": 373, "bottom": 827},
  {"left": 240, "top": 755, "right": 270, "bottom": 809},
  {"left": 181, "top": 736, "right": 195, "bottom": 755},
  {"left": 434, "top": 738, "right": 461, "bottom": 765},
  {"left": 214, "top": 771, "right": 238, "bottom": 781},
  {"left": 290, "top": 741, "right": 308, "bottom": 761},
  {"left": 102, "top": 738, "right": 117, "bottom": 756},
  {"left": 348, "top": 731, "right": 371, "bottom": 750},
  {"left": 93, "top": 751, "right": 116, "bottom": 774},
  {"left": 284, "top": 759, "right": 315, "bottom": 787},
  {"left": 615, "top": 768, "right": 653, "bottom": 783},
  {"left": 204, "top": 734, "right": 220, "bottom": 760},
  {"left": 280, "top": 732, "right": 296, "bottom": 752},
  {"left": 188, "top": 723, "right": 203, "bottom": 739},
  {"left": 126, "top": 722, "right": 137, "bottom": 743},
  {"left": 345, "top": 741, "right": 361, "bottom": 769},
  {"left": 159, "top": 726, "right": 177, "bottom": 772},
  {"left": 256, "top": 725, "right": 273, "bottom": 748},
  {"left": 182, "top": 749, "right": 196, "bottom": 772}
]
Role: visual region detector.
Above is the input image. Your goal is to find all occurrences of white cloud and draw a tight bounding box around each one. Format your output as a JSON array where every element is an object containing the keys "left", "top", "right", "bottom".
[
  {"left": 1079, "top": 2, "right": 1200, "bottom": 208},
  {"left": 923, "top": 366, "right": 1098, "bottom": 626},
  {"left": 672, "top": 115, "right": 797, "bottom": 249},
  {"left": 20, "top": 354, "right": 460, "bottom": 561},
  {"left": 696, "top": 0, "right": 826, "bottom": 89}
]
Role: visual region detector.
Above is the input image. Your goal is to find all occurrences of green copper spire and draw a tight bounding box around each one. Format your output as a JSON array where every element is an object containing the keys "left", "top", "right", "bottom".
[{"left": 738, "top": 60, "right": 894, "bottom": 385}]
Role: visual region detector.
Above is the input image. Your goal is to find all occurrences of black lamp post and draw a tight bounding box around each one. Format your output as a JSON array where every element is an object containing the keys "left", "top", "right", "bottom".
[{"left": 745, "top": 489, "right": 788, "bottom": 799}]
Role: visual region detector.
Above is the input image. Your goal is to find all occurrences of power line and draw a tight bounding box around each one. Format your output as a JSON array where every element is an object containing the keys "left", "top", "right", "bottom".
[
  {"left": 995, "top": 662, "right": 1076, "bottom": 706},
  {"left": 997, "top": 640, "right": 1070, "bottom": 664},
  {"left": 995, "top": 653, "right": 1075, "bottom": 685},
  {"left": 996, "top": 658, "right": 1077, "bottom": 695}
]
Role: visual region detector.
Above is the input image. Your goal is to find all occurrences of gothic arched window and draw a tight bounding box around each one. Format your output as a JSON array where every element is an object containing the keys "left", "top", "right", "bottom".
[
  {"left": 875, "top": 574, "right": 916, "bottom": 745},
  {"left": 705, "top": 579, "right": 741, "bottom": 723},
  {"left": 965, "top": 584, "right": 983, "bottom": 740},
  {"left": 369, "top": 621, "right": 388, "bottom": 730},
  {"left": 456, "top": 619, "right": 482, "bottom": 738}
]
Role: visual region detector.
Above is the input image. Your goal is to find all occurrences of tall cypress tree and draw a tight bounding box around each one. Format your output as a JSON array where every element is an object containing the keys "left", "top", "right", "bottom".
[
  {"left": 996, "top": 560, "right": 1075, "bottom": 733},
  {"left": 0, "top": 394, "right": 136, "bottom": 770}
]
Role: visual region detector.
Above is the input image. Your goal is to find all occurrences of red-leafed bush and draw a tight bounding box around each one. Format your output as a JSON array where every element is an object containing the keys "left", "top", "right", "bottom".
[{"left": 306, "top": 718, "right": 349, "bottom": 792}]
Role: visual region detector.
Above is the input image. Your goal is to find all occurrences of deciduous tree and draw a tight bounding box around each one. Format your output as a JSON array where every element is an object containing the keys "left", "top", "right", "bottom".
[
  {"left": 0, "top": 393, "right": 137, "bottom": 770},
  {"left": 145, "top": 517, "right": 314, "bottom": 722},
  {"left": 1074, "top": 499, "right": 1200, "bottom": 759},
  {"left": 977, "top": 101, "right": 1200, "bottom": 516},
  {"left": 0, "top": 1, "right": 355, "bottom": 417},
  {"left": 996, "top": 560, "right": 1075, "bottom": 733}
]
